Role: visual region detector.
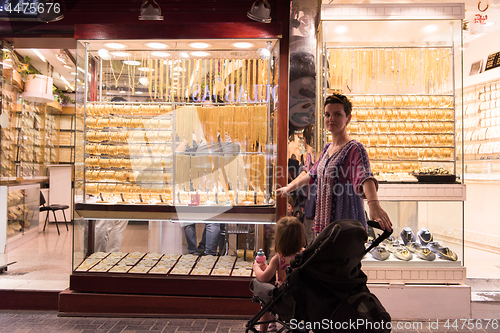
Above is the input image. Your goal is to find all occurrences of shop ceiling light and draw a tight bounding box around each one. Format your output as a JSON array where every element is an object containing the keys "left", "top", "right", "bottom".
[
  {"left": 119, "top": 90, "right": 127, "bottom": 94},
  {"left": 191, "top": 51, "right": 210, "bottom": 57},
  {"left": 189, "top": 42, "right": 211, "bottom": 49},
  {"left": 111, "top": 51, "right": 131, "bottom": 57},
  {"left": 180, "top": 52, "right": 190, "bottom": 59},
  {"left": 63, "top": 65, "right": 72, "bottom": 69},
  {"left": 147, "top": 42, "right": 168, "bottom": 49},
  {"left": 334, "top": 25, "right": 348, "bottom": 34},
  {"left": 123, "top": 60, "right": 141, "bottom": 65},
  {"left": 232, "top": 42, "right": 255, "bottom": 49},
  {"left": 60, "top": 75, "right": 73, "bottom": 90},
  {"left": 151, "top": 51, "right": 170, "bottom": 58},
  {"left": 257, "top": 48, "right": 270, "bottom": 59},
  {"left": 139, "top": 0, "right": 164, "bottom": 20},
  {"left": 138, "top": 67, "right": 153, "bottom": 72},
  {"left": 98, "top": 49, "right": 112, "bottom": 60},
  {"left": 32, "top": 49, "right": 47, "bottom": 62},
  {"left": 139, "top": 77, "right": 149, "bottom": 85},
  {"left": 422, "top": 24, "right": 439, "bottom": 34},
  {"left": 135, "top": 91, "right": 143, "bottom": 94},
  {"left": 247, "top": 0, "right": 272, "bottom": 23},
  {"left": 105, "top": 43, "right": 126, "bottom": 49}
]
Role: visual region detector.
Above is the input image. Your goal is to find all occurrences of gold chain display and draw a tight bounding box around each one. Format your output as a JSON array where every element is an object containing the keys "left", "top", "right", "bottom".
[
  {"left": 328, "top": 47, "right": 452, "bottom": 93},
  {"left": 326, "top": 46, "right": 455, "bottom": 179},
  {"left": 109, "top": 59, "right": 125, "bottom": 88},
  {"left": 85, "top": 49, "right": 273, "bottom": 205}
]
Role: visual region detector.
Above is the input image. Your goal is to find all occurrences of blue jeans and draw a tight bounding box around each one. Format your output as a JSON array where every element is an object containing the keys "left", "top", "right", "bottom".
[{"left": 184, "top": 223, "right": 221, "bottom": 255}]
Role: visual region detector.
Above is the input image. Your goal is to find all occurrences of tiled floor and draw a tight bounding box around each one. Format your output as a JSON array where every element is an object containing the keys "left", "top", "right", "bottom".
[
  {"left": 0, "top": 311, "right": 249, "bottom": 333},
  {"left": 0, "top": 310, "right": 500, "bottom": 333}
]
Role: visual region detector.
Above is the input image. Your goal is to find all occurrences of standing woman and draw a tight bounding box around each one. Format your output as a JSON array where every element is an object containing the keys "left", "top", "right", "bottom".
[{"left": 276, "top": 94, "right": 392, "bottom": 233}]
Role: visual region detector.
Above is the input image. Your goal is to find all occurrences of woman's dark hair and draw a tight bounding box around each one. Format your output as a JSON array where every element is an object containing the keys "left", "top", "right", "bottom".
[
  {"left": 324, "top": 94, "right": 352, "bottom": 117},
  {"left": 302, "top": 124, "right": 314, "bottom": 146}
]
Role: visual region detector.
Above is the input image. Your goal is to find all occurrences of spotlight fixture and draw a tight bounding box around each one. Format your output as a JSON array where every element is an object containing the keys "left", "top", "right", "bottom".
[
  {"left": 98, "top": 49, "right": 112, "bottom": 60},
  {"left": 105, "top": 43, "right": 126, "bottom": 49},
  {"left": 257, "top": 48, "right": 271, "bottom": 60},
  {"left": 139, "top": 0, "right": 164, "bottom": 21},
  {"left": 146, "top": 42, "right": 168, "bottom": 49},
  {"left": 189, "top": 42, "right": 211, "bottom": 49},
  {"left": 247, "top": 0, "right": 271, "bottom": 23},
  {"left": 1, "top": 41, "right": 13, "bottom": 52},
  {"left": 232, "top": 42, "right": 255, "bottom": 49}
]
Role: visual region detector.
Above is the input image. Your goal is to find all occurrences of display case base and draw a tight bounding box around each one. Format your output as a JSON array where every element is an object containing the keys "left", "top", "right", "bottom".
[
  {"left": 69, "top": 273, "right": 253, "bottom": 297},
  {"left": 58, "top": 289, "right": 260, "bottom": 318},
  {"left": 371, "top": 283, "right": 471, "bottom": 320}
]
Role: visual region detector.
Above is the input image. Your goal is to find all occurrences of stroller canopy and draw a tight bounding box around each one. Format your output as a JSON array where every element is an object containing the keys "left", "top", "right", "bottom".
[{"left": 291, "top": 219, "right": 368, "bottom": 292}]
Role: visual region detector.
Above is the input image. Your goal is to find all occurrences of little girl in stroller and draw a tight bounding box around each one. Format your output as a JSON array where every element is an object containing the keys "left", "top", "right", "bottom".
[
  {"left": 247, "top": 219, "right": 392, "bottom": 333},
  {"left": 252, "top": 216, "right": 306, "bottom": 332}
]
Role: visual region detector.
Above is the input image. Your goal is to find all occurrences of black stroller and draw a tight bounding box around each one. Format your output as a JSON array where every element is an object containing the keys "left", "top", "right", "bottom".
[{"left": 246, "top": 219, "right": 392, "bottom": 333}]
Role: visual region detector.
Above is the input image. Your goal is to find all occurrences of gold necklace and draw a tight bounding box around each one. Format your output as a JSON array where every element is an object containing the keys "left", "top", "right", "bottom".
[
  {"left": 110, "top": 59, "right": 125, "bottom": 88},
  {"left": 128, "top": 52, "right": 137, "bottom": 94}
]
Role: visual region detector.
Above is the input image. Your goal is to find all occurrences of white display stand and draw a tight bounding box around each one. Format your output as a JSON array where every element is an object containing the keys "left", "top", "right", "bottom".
[{"left": 48, "top": 165, "right": 73, "bottom": 222}]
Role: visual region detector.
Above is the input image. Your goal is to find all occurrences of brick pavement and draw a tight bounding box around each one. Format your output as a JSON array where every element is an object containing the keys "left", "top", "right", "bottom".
[{"left": 0, "top": 311, "right": 499, "bottom": 332}]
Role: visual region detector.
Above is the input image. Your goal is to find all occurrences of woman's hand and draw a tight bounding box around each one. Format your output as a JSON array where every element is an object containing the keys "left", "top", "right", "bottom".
[
  {"left": 275, "top": 185, "right": 290, "bottom": 198},
  {"left": 368, "top": 201, "right": 392, "bottom": 231}
]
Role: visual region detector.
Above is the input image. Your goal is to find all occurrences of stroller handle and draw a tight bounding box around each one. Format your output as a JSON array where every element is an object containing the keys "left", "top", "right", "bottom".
[{"left": 364, "top": 220, "right": 393, "bottom": 254}]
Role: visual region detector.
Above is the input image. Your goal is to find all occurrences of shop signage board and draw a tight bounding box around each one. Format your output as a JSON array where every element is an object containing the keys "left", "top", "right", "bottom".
[{"left": 485, "top": 51, "right": 500, "bottom": 72}]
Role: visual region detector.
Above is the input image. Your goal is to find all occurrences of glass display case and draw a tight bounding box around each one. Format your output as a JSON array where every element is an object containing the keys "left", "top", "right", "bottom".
[
  {"left": 321, "top": 21, "right": 460, "bottom": 182},
  {"left": 319, "top": 3, "right": 466, "bottom": 283},
  {"left": 1, "top": 47, "right": 60, "bottom": 181},
  {"left": 72, "top": 37, "right": 280, "bottom": 277},
  {"left": 5, "top": 184, "right": 40, "bottom": 241}
]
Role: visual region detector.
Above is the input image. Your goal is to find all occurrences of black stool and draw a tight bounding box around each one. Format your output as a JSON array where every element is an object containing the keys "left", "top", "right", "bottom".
[{"left": 40, "top": 191, "right": 69, "bottom": 235}]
